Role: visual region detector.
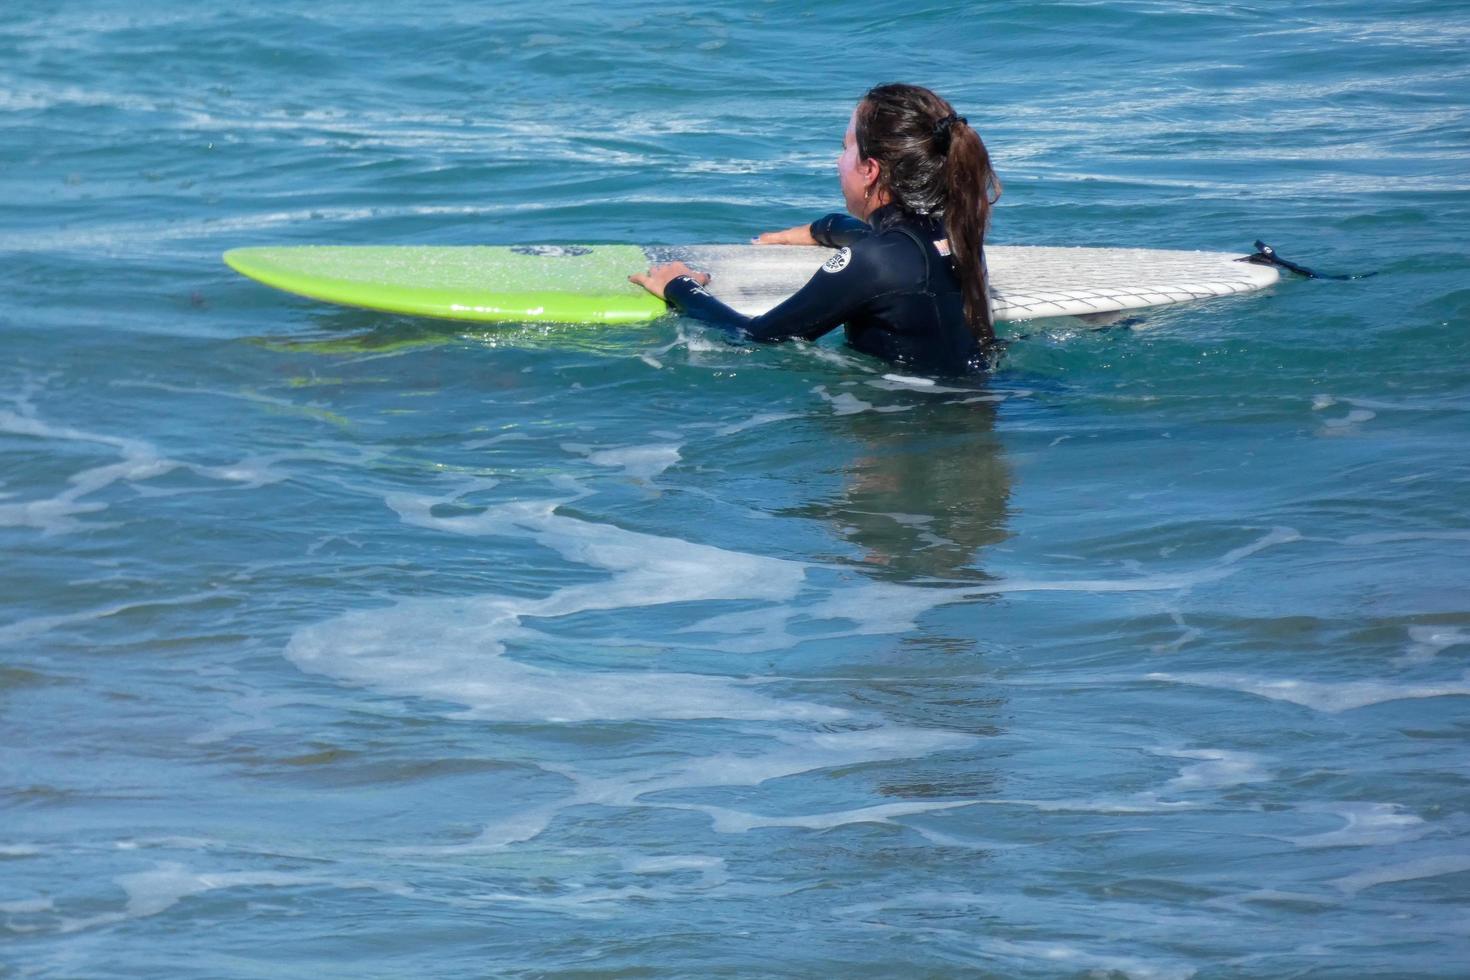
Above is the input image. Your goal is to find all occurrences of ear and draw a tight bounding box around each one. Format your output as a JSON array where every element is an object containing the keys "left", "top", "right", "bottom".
[{"left": 861, "top": 157, "right": 881, "bottom": 191}]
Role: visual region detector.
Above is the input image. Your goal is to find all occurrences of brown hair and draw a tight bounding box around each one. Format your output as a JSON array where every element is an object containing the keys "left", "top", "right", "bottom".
[{"left": 855, "top": 83, "right": 1002, "bottom": 345}]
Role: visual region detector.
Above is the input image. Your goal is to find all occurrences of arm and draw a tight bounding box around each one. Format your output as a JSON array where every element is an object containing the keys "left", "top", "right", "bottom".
[
  {"left": 754, "top": 213, "right": 873, "bottom": 248},
  {"left": 809, "top": 213, "right": 872, "bottom": 248},
  {"left": 662, "top": 243, "right": 877, "bottom": 343}
]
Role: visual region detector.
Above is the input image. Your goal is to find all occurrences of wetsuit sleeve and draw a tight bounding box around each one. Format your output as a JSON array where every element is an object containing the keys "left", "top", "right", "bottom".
[
  {"left": 809, "top": 213, "right": 872, "bottom": 248},
  {"left": 664, "top": 244, "right": 880, "bottom": 343}
]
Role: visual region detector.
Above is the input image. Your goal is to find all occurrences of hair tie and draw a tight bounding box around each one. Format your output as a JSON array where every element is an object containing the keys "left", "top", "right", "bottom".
[{"left": 933, "top": 113, "right": 967, "bottom": 153}]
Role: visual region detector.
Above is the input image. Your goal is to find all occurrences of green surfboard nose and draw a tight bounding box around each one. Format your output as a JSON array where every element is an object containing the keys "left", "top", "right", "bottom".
[{"left": 223, "top": 245, "right": 667, "bottom": 324}]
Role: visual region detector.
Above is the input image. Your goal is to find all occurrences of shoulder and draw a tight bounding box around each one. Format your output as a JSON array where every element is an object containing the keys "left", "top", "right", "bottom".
[
  {"left": 853, "top": 223, "right": 930, "bottom": 278},
  {"left": 810, "top": 234, "right": 922, "bottom": 298},
  {"left": 813, "top": 235, "right": 894, "bottom": 284},
  {"left": 810, "top": 212, "right": 871, "bottom": 247}
]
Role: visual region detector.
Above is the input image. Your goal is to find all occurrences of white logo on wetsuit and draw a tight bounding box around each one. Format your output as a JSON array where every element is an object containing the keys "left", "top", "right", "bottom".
[{"left": 821, "top": 247, "right": 852, "bottom": 273}]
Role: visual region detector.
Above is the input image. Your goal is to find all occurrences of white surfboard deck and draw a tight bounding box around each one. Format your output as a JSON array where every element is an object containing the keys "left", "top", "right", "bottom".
[{"left": 658, "top": 244, "right": 1280, "bottom": 321}]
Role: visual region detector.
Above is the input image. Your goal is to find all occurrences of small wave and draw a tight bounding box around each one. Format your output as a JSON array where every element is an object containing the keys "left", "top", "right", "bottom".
[{"left": 1146, "top": 671, "right": 1470, "bottom": 713}]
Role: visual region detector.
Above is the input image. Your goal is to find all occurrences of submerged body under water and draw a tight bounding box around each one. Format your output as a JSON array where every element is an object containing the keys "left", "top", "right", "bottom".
[{"left": 3, "top": 0, "right": 1468, "bottom": 976}]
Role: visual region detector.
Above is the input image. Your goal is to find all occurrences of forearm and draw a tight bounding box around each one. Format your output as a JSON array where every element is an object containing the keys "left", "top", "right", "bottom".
[
  {"left": 665, "top": 259, "right": 857, "bottom": 344},
  {"left": 664, "top": 275, "right": 753, "bottom": 334}
]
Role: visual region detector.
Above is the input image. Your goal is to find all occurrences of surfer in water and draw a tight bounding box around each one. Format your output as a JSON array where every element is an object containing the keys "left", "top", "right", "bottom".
[{"left": 630, "top": 83, "right": 1001, "bottom": 375}]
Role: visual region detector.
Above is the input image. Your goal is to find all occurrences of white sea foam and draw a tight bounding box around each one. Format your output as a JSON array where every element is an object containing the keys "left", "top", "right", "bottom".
[
  {"left": 827, "top": 914, "right": 1198, "bottom": 980},
  {"left": 715, "top": 412, "right": 800, "bottom": 436},
  {"left": 979, "top": 938, "right": 1197, "bottom": 980},
  {"left": 1157, "top": 748, "right": 1271, "bottom": 793},
  {"left": 407, "top": 486, "right": 949, "bottom": 651},
  {"left": 290, "top": 497, "right": 1308, "bottom": 727},
  {"left": 691, "top": 799, "right": 974, "bottom": 834},
  {"left": 674, "top": 323, "right": 744, "bottom": 355},
  {"left": 622, "top": 854, "right": 727, "bottom": 888},
  {"left": 1283, "top": 803, "right": 1429, "bottom": 849},
  {"left": 0, "top": 591, "right": 226, "bottom": 646},
  {"left": 451, "top": 727, "right": 977, "bottom": 850},
  {"left": 878, "top": 373, "right": 936, "bottom": 387},
  {"left": 869, "top": 375, "right": 1000, "bottom": 398},
  {"left": 1394, "top": 625, "right": 1470, "bottom": 666},
  {"left": 0, "top": 898, "right": 54, "bottom": 914},
  {"left": 666, "top": 575, "right": 949, "bottom": 655},
  {"left": 1321, "top": 408, "right": 1375, "bottom": 429},
  {"left": 0, "top": 408, "right": 169, "bottom": 533},
  {"left": 182, "top": 457, "right": 289, "bottom": 491},
  {"left": 1331, "top": 854, "right": 1470, "bottom": 895},
  {"left": 0, "top": 81, "right": 163, "bottom": 114},
  {"left": 1342, "top": 530, "right": 1470, "bottom": 545},
  {"left": 802, "top": 346, "right": 880, "bottom": 372},
  {"left": 549, "top": 727, "right": 977, "bottom": 811},
  {"left": 1150, "top": 610, "right": 1203, "bottom": 654},
  {"left": 463, "top": 432, "right": 529, "bottom": 451},
  {"left": 449, "top": 868, "right": 740, "bottom": 915},
  {"left": 389, "top": 491, "right": 805, "bottom": 613},
  {"left": 54, "top": 862, "right": 415, "bottom": 934},
  {"left": 974, "top": 797, "right": 1196, "bottom": 815},
  {"left": 287, "top": 490, "right": 847, "bottom": 722},
  {"left": 1340, "top": 394, "right": 1470, "bottom": 412},
  {"left": 813, "top": 384, "right": 908, "bottom": 416},
  {"left": 0, "top": 399, "right": 289, "bottom": 533},
  {"left": 291, "top": 599, "right": 842, "bottom": 724},
  {"left": 467, "top": 805, "right": 568, "bottom": 849},
  {"left": 284, "top": 488, "right": 1319, "bottom": 865},
  {"left": 816, "top": 386, "right": 875, "bottom": 416},
  {"left": 582, "top": 443, "right": 682, "bottom": 480},
  {"left": 1146, "top": 671, "right": 1470, "bottom": 713},
  {"left": 972, "top": 527, "right": 1300, "bottom": 596}
]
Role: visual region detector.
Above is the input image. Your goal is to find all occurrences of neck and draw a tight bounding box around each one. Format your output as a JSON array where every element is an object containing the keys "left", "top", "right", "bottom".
[
  {"left": 865, "top": 201, "right": 903, "bottom": 225},
  {"left": 857, "top": 189, "right": 892, "bottom": 222}
]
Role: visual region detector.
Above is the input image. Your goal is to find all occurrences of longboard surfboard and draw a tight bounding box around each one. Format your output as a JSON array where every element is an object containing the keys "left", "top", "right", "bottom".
[{"left": 223, "top": 243, "right": 1279, "bottom": 325}]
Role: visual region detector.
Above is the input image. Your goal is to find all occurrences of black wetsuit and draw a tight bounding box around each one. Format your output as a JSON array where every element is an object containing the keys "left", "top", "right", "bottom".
[{"left": 663, "top": 203, "right": 986, "bottom": 376}]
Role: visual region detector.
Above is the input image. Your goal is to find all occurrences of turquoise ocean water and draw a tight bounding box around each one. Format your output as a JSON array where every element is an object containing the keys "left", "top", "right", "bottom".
[{"left": 3, "top": 1, "right": 1468, "bottom": 975}]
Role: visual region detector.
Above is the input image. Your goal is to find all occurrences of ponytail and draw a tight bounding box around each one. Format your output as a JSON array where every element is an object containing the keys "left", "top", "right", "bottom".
[
  {"left": 942, "top": 120, "right": 1001, "bottom": 346},
  {"left": 856, "top": 83, "right": 1002, "bottom": 347}
]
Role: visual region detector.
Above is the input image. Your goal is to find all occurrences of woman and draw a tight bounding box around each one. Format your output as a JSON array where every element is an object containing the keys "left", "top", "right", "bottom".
[{"left": 630, "top": 83, "right": 1002, "bottom": 376}]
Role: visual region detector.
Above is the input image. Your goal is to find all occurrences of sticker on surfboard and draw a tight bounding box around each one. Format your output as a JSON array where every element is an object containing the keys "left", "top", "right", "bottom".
[{"left": 510, "top": 245, "right": 593, "bottom": 257}]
